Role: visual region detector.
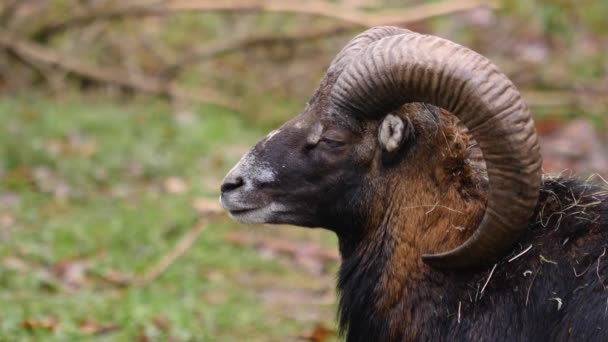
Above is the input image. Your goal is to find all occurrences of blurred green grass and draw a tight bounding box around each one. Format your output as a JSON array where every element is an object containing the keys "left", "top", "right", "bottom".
[{"left": 0, "top": 95, "right": 339, "bottom": 341}]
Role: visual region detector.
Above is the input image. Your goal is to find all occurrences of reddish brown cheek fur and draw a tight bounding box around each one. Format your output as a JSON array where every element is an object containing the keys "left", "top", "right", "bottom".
[{"left": 341, "top": 109, "right": 487, "bottom": 339}]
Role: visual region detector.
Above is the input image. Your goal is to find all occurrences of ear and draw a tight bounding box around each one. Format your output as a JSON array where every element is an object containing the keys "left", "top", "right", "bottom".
[{"left": 378, "top": 114, "right": 414, "bottom": 153}]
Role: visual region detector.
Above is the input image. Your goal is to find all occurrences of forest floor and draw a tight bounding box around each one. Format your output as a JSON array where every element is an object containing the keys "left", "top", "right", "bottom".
[{"left": 0, "top": 95, "right": 340, "bottom": 341}]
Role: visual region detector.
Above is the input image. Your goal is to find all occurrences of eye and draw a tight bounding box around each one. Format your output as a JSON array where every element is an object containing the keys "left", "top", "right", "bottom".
[
  {"left": 304, "top": 128, "right": 350, "bottom": 150},
  {"left": 319, "top": 137, "right": 345, "bottom": 148}
]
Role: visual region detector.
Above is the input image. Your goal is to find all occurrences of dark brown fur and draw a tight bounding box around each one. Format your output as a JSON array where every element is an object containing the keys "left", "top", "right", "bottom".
[{"left": 337, "top": 107, "right": 608, "bottom": 341}]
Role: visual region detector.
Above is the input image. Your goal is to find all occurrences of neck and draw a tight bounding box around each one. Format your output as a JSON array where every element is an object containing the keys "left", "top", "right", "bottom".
[{"left": 336, "top": 146, "right": 486, "bottom": 341}]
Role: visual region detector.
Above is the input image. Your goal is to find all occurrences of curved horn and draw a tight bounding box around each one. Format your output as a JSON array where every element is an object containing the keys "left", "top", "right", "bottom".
[
  {"left": 327, "top": 26, "right": 409, "bottom": 76},
  {"left": 332, "top": 29, "right": 542, "bottom": 269}
]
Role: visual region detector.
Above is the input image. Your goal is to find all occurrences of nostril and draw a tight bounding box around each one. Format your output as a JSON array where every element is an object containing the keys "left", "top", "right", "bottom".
[{"left": 221, "top": 176, "right": 244, "bottom": 193}]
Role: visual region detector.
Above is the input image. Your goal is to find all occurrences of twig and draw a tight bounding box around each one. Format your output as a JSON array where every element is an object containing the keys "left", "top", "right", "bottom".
[
  {"left": 34, "top": 0, "right": 499, "bottom": 39},
  {"left": 167, "top": 0, "right": 499, "bottom": 27},
  {"left": 0, "top": 0, "right": 22, "bottom": 26},
  {"left": 135, "top": 217, "right": 210, "bottom": 286},
  {"left": 32, "top": 5, "right": 166, "bottom": 40},
  {"left": 589, "top": 173, "right": 608, "bottom": 187},
  {"left": 0, "top": 31, "right": 238, "bottom": 110},
  {"left": 479, "top": 263, "right": 497, "bottom": 299},
  {"left": 99, "top": 203, "right": 224, "bottom": 287},
  {"left": 508, "top": 244, "right": 533, "bottom": 262},
  {"left": 160, "top": 25, "right": 353, "bottom": 80}
]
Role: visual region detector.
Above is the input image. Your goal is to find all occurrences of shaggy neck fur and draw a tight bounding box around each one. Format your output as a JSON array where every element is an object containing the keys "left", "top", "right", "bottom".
[{"left": 336, "top": 111, "right": 487, "bottom": 341}]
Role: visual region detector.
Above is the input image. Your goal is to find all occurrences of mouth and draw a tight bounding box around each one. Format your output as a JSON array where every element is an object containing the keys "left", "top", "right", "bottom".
[
  {"left": 226, "top": 206, "right": 275, "bottom": 224},
  {"left": 228, "top": 207, "right": 260, "bottom": 215},
  {"left": 220, "top": 194, "right": 286, "bottom": 224}
]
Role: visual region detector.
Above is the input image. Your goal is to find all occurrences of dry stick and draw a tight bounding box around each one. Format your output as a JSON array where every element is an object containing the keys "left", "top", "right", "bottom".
[
  {"left": 0, "top": 32, "right": 238, "bottom": 110},
  {"left": 167, "top": 0, "right": 367, "bottom": 25},
  {"left": 135, "top": 218, "right": 210, "bottom": 287},
  {"left": 374, "top": 0, "right": 500, "bottom": 26},
  {"left": 166, "top": 0, "right": 500, "bottom": 27},
  {"left": 34, "top": 0, "right": 499, "bottom": 39},
  {"left": 33, "top": 6, "right": 166, "bottom": 39},
  {"left": 479, "top": 263, "right": 497, "bottom": 299},
  {"left": 0, "top": 0, "right": 22, "bottom": 26},
  {"left": 12, "top": 0, "right": 500, "bottom": 102},
  {"left": 160, "top": 25, "right": 354, "bottom": 80},
  {"left": 508, "top": 244, "right": 533, "bottom": 263}
]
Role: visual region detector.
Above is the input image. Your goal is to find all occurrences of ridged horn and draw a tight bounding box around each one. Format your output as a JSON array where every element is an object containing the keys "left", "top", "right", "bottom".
[
  {"left": 331, "top": 28, "right": 542, "bottom": 269},
  {"left": 327, "top": 26, "right": 409, "bottom": 76}
]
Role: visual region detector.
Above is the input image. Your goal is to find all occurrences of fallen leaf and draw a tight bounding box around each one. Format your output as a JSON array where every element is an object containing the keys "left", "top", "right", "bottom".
[
  {"left": 535, "top": 117, "right": 563, "bottom": 136},
  {"left": 124, "top": 161, "right": 144, "bottom": 178},
  {"left": 22, "top": 317, "right": 58, "bottom": 332},
  {"left": 45, "top": 138, "right": 64, "bottom": 157},
  {"left": 152, "top": 316, "right": 170, "bottom": 332},
  {"left": 0, "top": 213, "right": 15, "bottom": 228},
  {"left": 32, "top": 167, "right": 74, "bottom": 200},
  {"left": 137, "top": 327, "right": 151, "bottom": 342},
  {"left": 45, "top": 132, "right": 97, "bottom": 158},
  {"left": 2, "top": 256, "right": 29, "bottom": 272},
  {"left": 52, "top": 259, "right": 90, "bottom": 289},
  {"left": 163, "top": 177, "right": 188, "bottom": 194},
  {"left": 78, "top": 141, "right": 97, "bottom": 158},
  {"left": 298, "top": 323, "right": 335, "bottom": 341},
  {"left": 201, "top": 278, "right": 230, "bottom": 304},
  {"left": 6, "top": 165, "right": 33, "bottom": 187},
  {"left": 78, "top": 319, "right": 120, "bottom": 335},
  {"left": 100, "top": 270, "right": 133, "bottom": 287},
  {"left": 192, "top": 197, "right": 223, "bottom": 215}
]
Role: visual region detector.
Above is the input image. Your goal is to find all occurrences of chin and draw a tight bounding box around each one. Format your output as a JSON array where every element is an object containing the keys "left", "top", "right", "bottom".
[
  {"left": 227, "top": 202, "right": 287, "bottom": 224},
  {"left": 229, "top": 207, "right": 320, "bottom": 228}
]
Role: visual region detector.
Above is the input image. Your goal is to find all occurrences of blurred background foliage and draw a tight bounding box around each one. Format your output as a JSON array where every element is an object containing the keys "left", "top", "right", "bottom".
[{"left": 0, "top": 0, "right": 606, "bottom": 341}]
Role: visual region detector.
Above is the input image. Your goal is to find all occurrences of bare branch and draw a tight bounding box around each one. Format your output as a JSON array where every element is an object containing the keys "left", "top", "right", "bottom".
[
  {"left": 160, "top": 24, "right": 353, "bottom": 80},
  {"left": 135, "top": 217, "right": 210, "bottom": 287},
  {"left": 33, "top": 5, "right": 165, "bottom": 40},
  {"left": 100, "top": 203, "right": 224, "bottom": 288},
  {"left": 0, "top": 0, "right": 23, "bottom": 26},
  {"left": 34, "top": 0, "right": 499, "bottom": 38},
  {"left": 0, "top": 31, "right": 239, "bottom": 110},
  {"left": 166, "top": 0, "right": 499, "bottom": 27}
]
